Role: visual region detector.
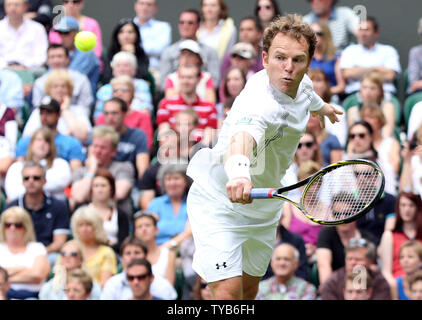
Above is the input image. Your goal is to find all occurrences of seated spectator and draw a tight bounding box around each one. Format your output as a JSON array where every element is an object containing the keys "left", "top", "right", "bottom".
[
  {"left": 102, "top": 18, "right": 149, "bottom": 84},
  {"left": 0, "top": 102, "right": 18, "bottom": 180},
  {"left": 100, "top": 236, "right": 177, "bottom": 300},
  {"left": 22, "top": 0, "right": 52, "bottom": 25},
  {"left": 53, "top": 16, "right": 99, "bottom": 96},
  {"left": 346, "top": 71, "right": 396, "bottom": 138},
  {"left": 87, "top": 168, "right": 130, "bottom": 254},
  {"left": 32, "top": 44, "right": 93, "bottom": 112},
  {"left": 253, "top": 0, "right": 280, "bottom": 29},
  {"left": 0, "top": 68, "right": 24, "bottom": 123},
  {"left": 156, "top": 64, "right": 218, "bottom": 144},
  {"left": 5, "top": 127, "right": 71, "bottom": 201},
  {"left": 133, "top": 211, "right": 177, "bottom": 286},
  {"left": 321, "top": 238, "right": 391, "bottom": 300},
  {"left": 4, "top": 161, "right": 70, "bottom": 267},
  {"left": 408, "top": 270, "right": 422, "bottom": 300},
  {"left": 103, "top": 97, "right": 150, "bottom": 179},
  {"left": 0, "top": 0, "right": 48, "bottom": 71},
  {"left": 48, "top": 0, "right": 103, "bottom": 66},
  {"left": 340, "top": 16, "right": 401, "bottom": 96},
  {"left": 164, "top": 39, "right": 216, "bottom": 104},
  {"left": 0, "top": 206, "right": 50, "bottom": 299},
  {"left": 23, "top": 70, "right": 92, "bottom": 144},
  {"left": 400, "top": 123, "right": 422, "bottom": 196},
  {"left": 396, "top": 240, "right": 422, "bottom": 300},
  {"left": 64, "top": 268, "right": 94, "bottom": 300},
  {"left": 38, "top": 239, "right": 101, "bottom": 300},
  {"left": 95, "top": 74, "right": 153, "bottom": 150},
  {"left": 191, "top": 275, "right": 212, "bottom": 300},
  {"left": 379, "top": 192, "right": 422, "bottom": 297},
  {"left": 225, "top": 42, "right": 256, "bottom": 82},
  {"left": 70, "top": 125, "right": 135, "bottom": 218},
  {"left": 15, "top": 96, "right": 85, "bottom": 172},
  {"left": 309, "top": 21, "right": 346, "bottom": 97},
  {"left": 256, "top": 243, "right": 317, "bottom": 300},
  {"left": 70, "top": 206, "right": 117, "bottom": 288},
  {"left": 0, "top": 266, "right": 9, "bottom": 300},
  {"left": 406, "top": 101, "right": 422, "bottom": 142},
  {"left": 407, "top": 17, "right": 422, "bottom": 95},
  {"left": 126, "top": 258, "right": 158, "bottom": 300}
]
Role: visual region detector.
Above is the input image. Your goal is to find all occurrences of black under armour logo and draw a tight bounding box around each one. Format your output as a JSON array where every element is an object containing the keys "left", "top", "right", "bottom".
[{"left": 216, "top": 262, "right": 227, "bottom": 270}]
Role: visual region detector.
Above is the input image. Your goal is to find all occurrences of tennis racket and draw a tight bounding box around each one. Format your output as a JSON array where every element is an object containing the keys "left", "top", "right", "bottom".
[{"left": 250, "top": 159, "right": 385, "bottom": 226}]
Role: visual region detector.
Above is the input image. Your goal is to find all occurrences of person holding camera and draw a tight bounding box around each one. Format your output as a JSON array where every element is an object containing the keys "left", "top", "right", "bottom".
[{"left": 400, "top": 123, "right": 422, "bottom": 197}]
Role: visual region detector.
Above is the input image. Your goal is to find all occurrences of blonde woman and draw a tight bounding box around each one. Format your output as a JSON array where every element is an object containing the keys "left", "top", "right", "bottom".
[
  {"left": 71, "top": 205, "right": 117, "bottom": 288},
  {"left": 0, "top": 206, "right": 50, "bottom": 299},
  {"left": 4, "top": 127, "right": 71, "bottom": 201},
  {"left": 23, "top": 69, "right": 92, "bottom": 143}
]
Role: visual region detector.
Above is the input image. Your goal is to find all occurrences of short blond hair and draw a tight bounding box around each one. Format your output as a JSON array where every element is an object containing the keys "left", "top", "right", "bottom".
[
  {"left": 110, "top": 75, "right": 135, "bottom": 95},
  {"left": 0, "top": 206, "right": 36, "bottom": 244},
  {"left": 92, "top": 125, "right": 120, "bottom": 149},
  {"left": 71, "top": 206, "right": 108, "bottom": 245},
  {"left": 45, "top": 68, "right": 74, "bottom": 96}
]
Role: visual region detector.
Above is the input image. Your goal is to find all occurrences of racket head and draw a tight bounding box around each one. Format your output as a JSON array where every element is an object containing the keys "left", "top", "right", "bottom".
[{"left": 299, "top": 159, "right": 385, "bottom": 226}]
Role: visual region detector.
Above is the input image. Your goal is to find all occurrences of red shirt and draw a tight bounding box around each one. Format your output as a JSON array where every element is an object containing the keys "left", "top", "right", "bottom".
[
  {"left": 392, "top": 232, "right": 422, "bottom": 278},
  {"left": 96, "top": 110, "right": 153, "bottom": 150},
  {"left": 156, "top": 94, "right": 217, "bottom": 141}
]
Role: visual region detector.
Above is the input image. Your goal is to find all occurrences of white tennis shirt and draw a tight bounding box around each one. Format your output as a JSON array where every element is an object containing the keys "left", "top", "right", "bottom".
[{"left": 187, "top": 70, "right": 325, "bottom": 220}]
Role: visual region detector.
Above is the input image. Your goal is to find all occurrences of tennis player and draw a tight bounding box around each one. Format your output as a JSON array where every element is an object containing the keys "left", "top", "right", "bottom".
[{"left": 186, "top": 14, "right": 342, "bottom": 300}]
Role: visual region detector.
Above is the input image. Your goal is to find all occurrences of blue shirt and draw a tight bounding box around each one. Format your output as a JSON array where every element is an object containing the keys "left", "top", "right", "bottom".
[
  {"left": 16, "top": 132, "right": 86, "bottom": 162},
  {"left": 397, "top": 276, "right": 411, "bottom": 300},
  {"left": 0, "top": 69, "right": 24, "bottom": 110},
  {"left": 320, "top": 133, "right": 342, "bottom": 167},
  {"left": 69, "top": 48, "right": 100, "bottom": 96},
  {"left": 310, "top": 55, "right": 339, "bottom": 87},
  {"left": 147, "top": 194, "right": 188, "bottom": 245}
]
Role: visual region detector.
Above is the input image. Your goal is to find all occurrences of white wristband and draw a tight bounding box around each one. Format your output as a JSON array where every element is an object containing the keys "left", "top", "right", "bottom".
[{"left": 224, "top": 154, "right": 251, "bottom": 181}]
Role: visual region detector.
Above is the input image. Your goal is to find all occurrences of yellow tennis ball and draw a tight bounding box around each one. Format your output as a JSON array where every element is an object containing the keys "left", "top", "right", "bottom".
[{"left": 74, "top": 31, "right": 97, "bottom": 52}]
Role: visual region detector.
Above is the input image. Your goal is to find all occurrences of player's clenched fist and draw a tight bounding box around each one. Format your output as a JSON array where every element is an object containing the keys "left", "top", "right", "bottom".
[{"left": 226, "top": 177, "right": 253, "bottom": 204}]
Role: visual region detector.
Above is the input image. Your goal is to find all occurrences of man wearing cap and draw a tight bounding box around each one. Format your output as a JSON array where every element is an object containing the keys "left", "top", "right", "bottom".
[
  {"left": 0, "top": 0, "right": 48, "bottom": 70},
  {"left": 159, "top": 8, "right": 220, "bottom": 89},
  {"left": 15, "top": 96, "right": 85, "bottom": 171},
  {"left": 53, "top": 16, "right": 99, "bottom": 96}
]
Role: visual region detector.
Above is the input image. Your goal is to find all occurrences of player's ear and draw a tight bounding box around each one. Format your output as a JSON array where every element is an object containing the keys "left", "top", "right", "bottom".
[{"left": 262, "top": 51, "right": 269, "bottom": 68}]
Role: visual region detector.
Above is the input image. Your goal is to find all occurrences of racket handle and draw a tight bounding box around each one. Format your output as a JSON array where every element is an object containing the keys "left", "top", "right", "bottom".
[{"left": 250, "top": 188, "right": 275, "bottom": 199}]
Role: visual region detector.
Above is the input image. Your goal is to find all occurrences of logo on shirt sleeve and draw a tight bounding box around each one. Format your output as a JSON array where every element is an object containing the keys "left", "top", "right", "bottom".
[{"left": 236, "top": 117, "right": 253, "bottom": 125}]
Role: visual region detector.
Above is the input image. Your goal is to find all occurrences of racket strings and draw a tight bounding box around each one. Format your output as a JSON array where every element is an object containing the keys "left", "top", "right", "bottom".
[{"left": 302, "top": 164, "right": 382, "bottom": 222}]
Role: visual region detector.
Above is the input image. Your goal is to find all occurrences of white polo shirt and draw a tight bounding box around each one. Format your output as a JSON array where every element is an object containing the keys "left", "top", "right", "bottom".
[{"left": 187, "top": 70, "right": 325, "bottom": 220}]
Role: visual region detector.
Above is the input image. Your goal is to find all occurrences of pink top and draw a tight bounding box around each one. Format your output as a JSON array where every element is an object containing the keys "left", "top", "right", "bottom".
[{"left": 288, "top": 203, "right": 323, "bottom": 245}]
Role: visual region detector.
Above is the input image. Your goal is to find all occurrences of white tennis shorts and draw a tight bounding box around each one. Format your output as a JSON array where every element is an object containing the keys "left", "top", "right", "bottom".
[{"left": 187, "top": 182, "right": 279, "bottom": 283}]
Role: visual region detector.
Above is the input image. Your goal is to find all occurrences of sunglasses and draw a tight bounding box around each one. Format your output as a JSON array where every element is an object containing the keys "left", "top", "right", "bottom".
[
  {"left": 315, "top": 31, "right": 324, "bottom": 37},
  {"left": 57, "top": 31, "right": 71, "bottom": 35},
  {"left": 5, "top": 222, "right": 24, "bottom": 229},
  {"left": 60, "top": 251, "right": 79, "bottom": 257},
  {"left": 257, "top": 5, "right": 272, "bottom": 10},
  {"left": 200, "top": 282, "right": 208, "bottom": 289},
  {"left": 349, "top": 237, "right": 368, "bottom": 247},
  {"left": 349, "top": 133, "right": 367, "bottom": 140},
  {"left": 298, "top": 142, "right": 314, "bottom": 149},
  {"left": 112, "top": 88, "right": 130, "bottom": 93},
  {"left": 127, "top": 273, "right": 150, "bottom": 282},
  {"left": 179, "top": 20, "right": 196, "bottom": 25},
  {"left": 63, "top": 0, "right": 82, "bottom": 4},
  {"left": 23, "top": 175, "right": 42, "bottom": 181}
]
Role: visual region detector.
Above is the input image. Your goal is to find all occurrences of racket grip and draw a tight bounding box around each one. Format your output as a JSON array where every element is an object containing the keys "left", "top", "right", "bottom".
[{"left": 250, "top": 188, "right": 275, "bottom": 199}]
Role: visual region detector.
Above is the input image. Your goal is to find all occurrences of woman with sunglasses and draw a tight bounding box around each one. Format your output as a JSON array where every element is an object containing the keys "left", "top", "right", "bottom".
[
  {"left": 48, "top": 0, "right": 103, "bottom": 65},
  {"left": 0, "top": 206, "right": 50, "bottom": 299},
  {"left": 4, "top": 127, "right": 71, "bottom": 202},
  {"left": 39, "top": 239, "right": 101, "bottom": 300},
  {"left": 253, "top": 0, "right": 281, "bottom": 30},
  {"left": 345, "top": 120, "right": 378, "bottom": 159}
]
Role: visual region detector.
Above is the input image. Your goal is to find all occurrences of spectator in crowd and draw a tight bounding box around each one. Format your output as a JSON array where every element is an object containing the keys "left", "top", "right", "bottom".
[
  {"left": 4, "top": 161, "right": 70, "bottom": 267},
  {"left": 133, "top": 212, "right": 177, "bottom": 286},
  {"left": 70, "top": 125, "right": 135, "bottom": 218},
  {"left": 0, "top": 102, "right": 18, "bottom": 180},
  {"left": 100, "top": 236, "right": 177, "bottom": 300},
  {"left": 96, "top": 74, "right": 153, "bottom": 150},
  {"left": 133, "top": 0, "right": 171, "bottom": 83},
  {"left": 23, "top": 70, "right": 92, "bottom": 144},
  {"left": 308, "top": 68, "right": 346, "bottom": 148},
  {"left": 302, "top": 0, "right": 359, "bottom": 52},
  {"left": 191, "top": 275, "right": 212, "bottom": 300},
  {"left": 0, "top": 0, "right": 48, "bottom": 71},
  {"left": 0, "top": 68, "right": 24, "bottom": 119},
  {"left": 340, "top": 16, "right": 401, "bottom": 96},
  {"left": 15, "top": 96, "right": 85, "bottom": 172},
  {"left": 396, "top": 240, "right": 422, "bottom": 300},
  {"left": 126, "top": 257, "right": 159, "bottom": 300},
  {"left": 408, "top": 270, "right": 422, "bottom": 300},
  {"left": 253, "top": 0, "right": 281, "bottom": 30},
  {"left": 0, "top": 206, "right": 50, "bottom": 299},
  {"left": 160, "top": 8, "right": 220, "bottom": 90},
  {"left": 53, "top": 16, "right": 99, "bottom": 96},
  {"left": 320, "top": 238, "right": 391, "bottom": 300},
  {"left": 87, "top": 168, "right": 130, "bottom": 254},
  {"left": 103, "top": 97, "right": 150, "bottom": 179},
  {"left": 70, "top": 205, "right": 118, "bottom": 288},
  {"left": 347, "top": 71, "right": 396, "bottom": 138},
  {"left": 401, "top": 122, "right": 422, "bottom": 196},
  {"left": 256, "top": 243, "right": 317, "bottom": 300},
  {"left": 39, "top": 239, "right": 101, "bottom": 300},
  {"left": 309, "top": 21, "right": 345, "bottom": 97},
  {"left": 220, "top": 16, "right": 264, "bottom": 85},
  {"left": 156, "top": 64, "right": 218, "bottom": 144},
  {"left": 64, "top": 268, "right": 94, "bottom": 300},
  {"left": 48, "top": 0, "right": 103, "bottom": 65},
  {"left": 407, "top": 17, "right": 422, "bottom": 95},
  {"left": 32, "top": 44, "right": 93, "bottom": 112},
  {"left": 0, "top": 266, "right": 10, "bottom": 300},
  {"left": 4, "top": 127, "right": 71, "bottom": 202},
  {"left": 197, "top": 0, "right": 237, "bottom": 63},
  {"left": 379, "top": 192, "right": 422, "bottom": 297},
  {"left": 102, "top": 18, "right": 149, "bottom": 84},
  {"left": 163, "top": 39, "right": 216, "bottom": 105},
  {"left": 22, "top": 0, "right": 52, "bottom": 25}
]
